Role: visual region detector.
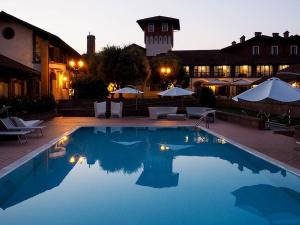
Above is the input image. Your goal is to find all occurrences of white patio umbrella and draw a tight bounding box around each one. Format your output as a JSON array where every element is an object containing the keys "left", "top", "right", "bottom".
[
  {"left": 232, "top": 77, "right": 300, "bottom": 125},
  {"left": 158, "top": 87, "right": 194, "bottom": 97},
  {"left": 232, "top": 78, "right": 300, "bottom": 103},
  {"left": 158, "top": 87, "right": 194, "bottom": 107},
  {"left": 112, "top": 87, "right": 144, "bottom": 110}
]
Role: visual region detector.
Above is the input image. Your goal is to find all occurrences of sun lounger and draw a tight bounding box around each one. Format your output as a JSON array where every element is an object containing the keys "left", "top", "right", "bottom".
[
  {"left": 148, "top": 107, "right": 178, "bottom": 119},
  {"left": 186, "top": 107, "right": 216, "bottom": 120},
  {"left": 0, "top": 118, "right": 45, "bottom": 136},
  {"left": 10, "top": 117, "right": 43, "bottom": 127},
  {"left": 0, "top": 130, "right": 30, "bottom": 144},
  {"left": 111, "top": 102, "right": 123, "bottom": 118},
  {"left": 94, "top": 101, "right": 106, "bottom": 118}
]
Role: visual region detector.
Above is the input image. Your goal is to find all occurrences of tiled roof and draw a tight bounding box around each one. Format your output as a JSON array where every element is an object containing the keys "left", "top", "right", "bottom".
[
  {"left": 172, "top": 50, "right": 300, "bottom": 65},
  {"left": 0, "top": 11, "right": 80, "bottom": 57},
  {"left": 137, "top": 16, "right": 180, "bottom": 30},
  {"left": 0, "top": 54, "right": 40, "bottom": 76}
]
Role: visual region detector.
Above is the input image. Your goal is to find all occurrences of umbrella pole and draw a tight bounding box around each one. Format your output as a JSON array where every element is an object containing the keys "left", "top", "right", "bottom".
[{"left": 288, "top": 108, "right": 291, "bottom": 126}]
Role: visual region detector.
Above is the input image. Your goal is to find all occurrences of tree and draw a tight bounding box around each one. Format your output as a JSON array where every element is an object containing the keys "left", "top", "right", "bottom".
[
  {"left": 150, "top": 53, "right": 189, "bottom": 89},
  {"left": 114, "top": 45, "right": 151, "bottom": 87}
]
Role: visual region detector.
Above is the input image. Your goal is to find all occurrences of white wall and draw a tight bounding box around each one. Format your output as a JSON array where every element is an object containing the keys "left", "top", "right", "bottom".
[{"left": 0, "top": 20, "right": 34, "bottom": 69}]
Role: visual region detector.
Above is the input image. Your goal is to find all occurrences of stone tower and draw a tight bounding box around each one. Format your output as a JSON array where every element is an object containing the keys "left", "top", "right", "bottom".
[
  {"left": 87, "top": 33, "right": 95, "bottom": 55},
  {"left": 137, "top": 16, "right": 180, "bottom": 57}
]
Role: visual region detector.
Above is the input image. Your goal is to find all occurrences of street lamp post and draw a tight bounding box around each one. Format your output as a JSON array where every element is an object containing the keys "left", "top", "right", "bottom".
[
  {"left": 69, "top": 59, "right": 84, "bottom": 99},
  {"left": 160, "top": 67, "right": 171, "bottom": 89}
]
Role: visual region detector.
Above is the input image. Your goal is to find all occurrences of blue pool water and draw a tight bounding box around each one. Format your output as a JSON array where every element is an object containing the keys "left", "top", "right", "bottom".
[{"left": 0, "top": 126, "right": 300, "bottom": 225}]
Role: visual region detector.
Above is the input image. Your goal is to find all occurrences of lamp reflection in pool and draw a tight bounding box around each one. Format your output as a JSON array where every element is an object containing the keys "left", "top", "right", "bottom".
[
  {"left": 160, "top": 145, "right": 170, "bottom": 151},
  {"left": 215, "top": 137, "right": 227, "bottom": 144},
  {"left": 69, "top": 155, "right": 86, "bottom": 164},
  {"left": 194, "top": 135, "right": 209, "bottom": 144},
  {"left": 184, "top": 136, "right": 189, "bottom": 143}
]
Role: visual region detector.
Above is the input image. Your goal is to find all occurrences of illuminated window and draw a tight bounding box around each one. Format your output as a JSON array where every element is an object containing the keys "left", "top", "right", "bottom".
[
  {"left": 214, "top": 66, "right": 230, "bottom": 77},
  {"left": 194, "top": 66, "right": 209, "bottom": 77},
  {"left": 257, "top": 65, "right": 273, "bottom": 76},
  {"left": 271, "top": 46, "right": 278, "bottom": 55},
  {"left": 148, "top": 23, "right": 154, "bottom": 32},
  {"left": 235, "top": 65, "right": 252, "bottom": 77},
  {"left": 279, "top": 65, "right": 289, "bottom": 71},
  {"left": 252, "top": 46, "right": 260, "bottom": 55},
  {"left": 0, "top": 82, "right": 8, "bottom": 97},
  {"left": 291, "top": 45, "right": 298, "bottom": 55},
  {"left": 184, "top": 66, "right": 190, "bottom": 75},
  {"left": 162, "top": 23, "right": 168, "bottom": 32}
]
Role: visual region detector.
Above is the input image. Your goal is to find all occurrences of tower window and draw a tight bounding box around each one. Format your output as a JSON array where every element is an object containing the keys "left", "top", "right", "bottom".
[
  {"left": 252, "top": 46, "right": 260, "bottom": 55},
  {"left": 291, "top": 45, "right": 298, "bottom": 55},
  {"left": 271, "top": 46, "right": 278, "bottom": 55},
  {"left": 148, "top": 23, "right": 154, "bottom": 32},
  {"left": 162, "top": 23, "right": 168, "bottom": 32}
]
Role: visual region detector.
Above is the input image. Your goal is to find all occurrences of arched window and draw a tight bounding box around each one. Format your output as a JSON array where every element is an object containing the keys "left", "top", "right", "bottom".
[
  {"left": 150, "top": 36, "right": 153, "bottom": 44},
  {"left": 154, "top": 36, "right": 158, "bottom": 44},
  {"left": 164, "top": 35, "right": 168, "bottom": 44}
]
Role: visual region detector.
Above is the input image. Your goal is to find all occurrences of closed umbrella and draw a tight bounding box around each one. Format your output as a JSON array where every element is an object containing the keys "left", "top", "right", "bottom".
[
  {"left": 158, "top": 87, "right": 194, "bottom": 107},
  {"left": 233, "top": 78, "right": 300, "bottom": 125},
  {"left": 112, "top": 87, "right": 144, "bottom": 110}
]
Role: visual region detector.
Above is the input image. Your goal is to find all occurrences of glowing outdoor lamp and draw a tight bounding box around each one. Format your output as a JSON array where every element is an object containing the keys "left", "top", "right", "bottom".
[
  {"left": 69, "top": 156, "right": 76, "bottom": 164},
  {"left": 69, "top": 59, "right": 84, "bottom": 99}
]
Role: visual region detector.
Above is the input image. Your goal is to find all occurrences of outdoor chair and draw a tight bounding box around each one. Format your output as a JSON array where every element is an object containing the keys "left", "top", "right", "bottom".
[
  {"left": 0, "top": 130, "right": 31, "bottom": 144},
  {"left": 111, "top": 102, "right": 123, "bottom": 118},
  {"left": 10, "top": 117, "right": 43, "bottom": 127},
  {"left": 0, "top": 118, "right": 45, "bottom": 136},
  {"left": 148, "top": 107, "right": 178, "bottom": 119},
  {"left": 94, "top": 101, "right": 107, "bottom": 118}
]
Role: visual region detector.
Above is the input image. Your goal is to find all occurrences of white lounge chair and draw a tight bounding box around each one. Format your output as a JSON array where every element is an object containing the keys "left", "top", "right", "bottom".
[
  {"left": 111, "top": 102, "right": 123, "bottom": 118},
  {"left": 186, "top": 107, "right": 215, "bottom": 120},
  {"left": 11, "top": 117, "right": 43, "bottom": 127},
  {"left": 148, "top": 107, "right": 178, "bottom": 120},
  {"left": 0, "top": 130, "right": 30, "bottom": 144},
  {"left": 94, "top": 101, "right": 107, "bottom": 118},
  {"left": 0, "top": 118, "right": 45, "bottom": 136}
]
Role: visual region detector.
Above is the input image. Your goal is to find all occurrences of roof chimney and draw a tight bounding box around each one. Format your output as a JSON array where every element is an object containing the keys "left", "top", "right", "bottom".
[
  {"left": 272, "top": 33, "right": 279, "bottom": 37},
  {"left": 240, "top": 35, "right": 245, "bottom": 43},
  {"left": 232, "top": 41, "right": 237, "bottom": 46},
  {"left": 87, "top": 33, "right": 96, "bottom": 55},
  {"left": 284, "top": 31, "right": 290, "bottom": 38},
  {"left": 255, "top": 32, "right": 262, "bottom": 37}
]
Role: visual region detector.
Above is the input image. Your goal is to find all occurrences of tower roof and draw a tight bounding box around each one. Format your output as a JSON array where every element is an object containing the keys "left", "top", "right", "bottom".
[{"left": 137, "top": 16, "right": 180, "bottom": 30}]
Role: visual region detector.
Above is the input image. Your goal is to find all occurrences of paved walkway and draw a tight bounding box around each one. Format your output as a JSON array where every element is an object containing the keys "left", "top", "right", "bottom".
[{"left": 0, "top": 117, "right": 299, "bottom": 172}]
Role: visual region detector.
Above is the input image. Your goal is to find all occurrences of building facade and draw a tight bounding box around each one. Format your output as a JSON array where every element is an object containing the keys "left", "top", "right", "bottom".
[
  {"left": 0, "top": 11, "right": 80, "bottom": 100},
  {"left": 172, "top": 32, "right": 300, "bottom": 96}
]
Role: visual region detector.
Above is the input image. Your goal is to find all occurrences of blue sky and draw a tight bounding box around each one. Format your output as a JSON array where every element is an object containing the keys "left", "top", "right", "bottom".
[{"left": 2, "top": 0, "right": 300, "bottom": 54}]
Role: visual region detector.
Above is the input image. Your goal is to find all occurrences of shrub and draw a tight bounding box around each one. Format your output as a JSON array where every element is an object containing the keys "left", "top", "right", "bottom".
[
  {"left": 0, "top": 95, "right": 56, "bottom": 117},
  {"left": 76, "top": 78, "right": 108, "bottom": 100},
  {"left": 196, "top": 86, "right": 216, "bottom": 108}
]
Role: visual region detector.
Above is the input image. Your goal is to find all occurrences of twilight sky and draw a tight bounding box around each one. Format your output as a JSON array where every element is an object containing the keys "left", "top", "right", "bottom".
[{"left": 2, "top": 0, "right": 300, "bottom": 54}]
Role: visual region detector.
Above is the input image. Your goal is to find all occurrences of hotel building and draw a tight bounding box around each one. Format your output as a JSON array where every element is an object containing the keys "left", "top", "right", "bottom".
[
  {"left": 138, "top": 16, "right": 300, "bottom": 96},
  {"left": 0, "top": 11, "right": 80, "bottom": 100}
]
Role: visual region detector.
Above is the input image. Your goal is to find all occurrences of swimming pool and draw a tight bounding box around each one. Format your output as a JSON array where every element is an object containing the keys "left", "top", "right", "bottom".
[{"left": 0, "top": 126, "right": 300, "bottom": 225}]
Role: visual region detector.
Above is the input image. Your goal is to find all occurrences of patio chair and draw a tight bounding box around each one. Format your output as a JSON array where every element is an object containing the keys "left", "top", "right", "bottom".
[
  {"left": 111, "top": 102, "right": 123, "bottom": 118},
  {"left": 10, "top": 117, "right": 43, "bottom": 127},
  {"left": 0, "top": 130, "right": 31, "bottom": 144},
  {"left": 94, "top": 101, "right": 107, "bottom": 118},
  {"left": 148, "top": 107, "right": 178, "bottom": 120},
  {"left": 0, "top": 118, "right": 45, "bottom": 136}
]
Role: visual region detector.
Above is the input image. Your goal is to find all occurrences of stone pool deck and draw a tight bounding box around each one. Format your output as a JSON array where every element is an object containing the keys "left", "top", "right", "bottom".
[{"left": 0, "top": 117, "right": 299, "bottom": 173}]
